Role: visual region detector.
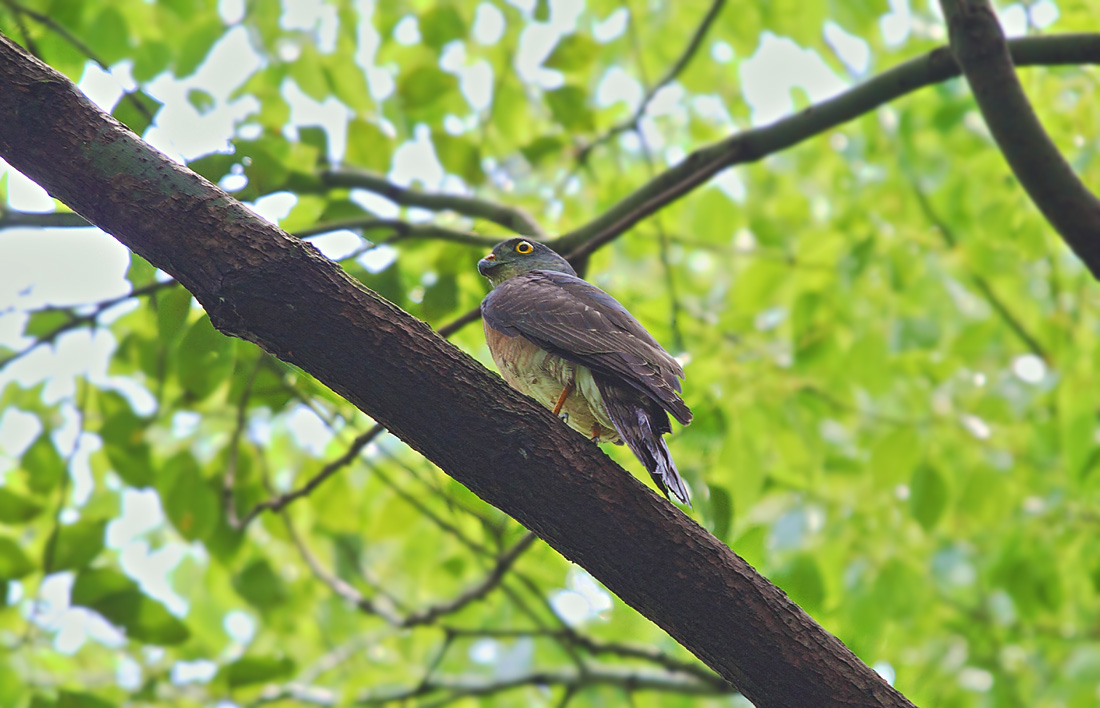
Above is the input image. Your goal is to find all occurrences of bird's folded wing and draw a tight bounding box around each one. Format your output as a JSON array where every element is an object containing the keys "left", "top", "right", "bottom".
[{"left": 481, "top": 270, "right": 692, "bottom": 425}]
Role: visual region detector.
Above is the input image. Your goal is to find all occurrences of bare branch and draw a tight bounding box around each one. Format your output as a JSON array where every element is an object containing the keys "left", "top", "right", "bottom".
[
  {"left": 0, "top": 208, "right": 89, "bottom": 230},
  {"left": 401, "top": 533, "right": 537, "bottom": 628},
  {"left": 910, "top": 182, "right": 1050, "bottom": 360},
  {"left": 295, "top": 217, "right": 499, "bottom": 248},
  {"left": 575, "top": 0, "right": 727, "bottom": 166},
  {"left": 321, "top": 167, "right": 546, "bottom": 239},
  {"left": 938, "top": 2, "right": 1100, "bottom": 278},
  {"left": 234, "top": 423, "right": 385, "bottom": 528},
  {"left": 555, "top": 33, "right": 1100, "bottom": 257},
  {"left": 0, "top": 280, "right": 177, "bottom": 372}
]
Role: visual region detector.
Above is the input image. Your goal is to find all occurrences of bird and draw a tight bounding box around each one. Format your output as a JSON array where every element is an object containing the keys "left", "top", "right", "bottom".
[{"left": 477, "top": 237, "right": 693, "bottom": 506}]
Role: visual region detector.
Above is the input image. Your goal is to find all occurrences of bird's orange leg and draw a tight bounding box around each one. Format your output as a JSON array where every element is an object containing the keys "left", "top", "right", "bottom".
[{"left": 551, "top": 382, "right": 574, "bottom": 417}]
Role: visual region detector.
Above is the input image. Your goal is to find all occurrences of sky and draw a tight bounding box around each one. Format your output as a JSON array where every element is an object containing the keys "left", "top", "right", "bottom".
[{"left": 0, "top": 0, "right": 1060, "bottom": 689}]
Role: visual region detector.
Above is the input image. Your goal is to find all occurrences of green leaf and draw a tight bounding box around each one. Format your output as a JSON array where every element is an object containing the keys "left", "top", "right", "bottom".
[
  {"left": 24, "top": 309, "right": 72, "bottom": 339},
  {"left": 186, "top": 88, "right": 216, "bottom": 115},
  {"left": 290, "top": 43, "right": 330, "bottom": 102},
  {"left": 0, "top": 488, "right": 45, "bottom": 523},
  {"left": 544, "top": 33, "right": 599, "bottom": 73},
  {"left": 112, "top": 91, "right": 164, "bottom": 136},
  {"left": 520, "top": 136, "right": 564, "bottom": 166},
  {"left": 398, "top": 65, "right": 458, "bottom": 111},
  {"left": 177, "top": 315, "right": 234, "bottom": 401},
  {"left": 544, "top": 85, "right": 594, "bottom": 131},
  {"left": 420, "top": 4, "right": 466, "bottom": 50},
  {"left": 0, "top": 537, "right": 35, "bottom": 580},
  {"left": 160, "top": 452, "right": 218, "bottom": 542},
  {"left": 175, "top": 18, "right": 225, "bottom": 77},
  {"left": 909, "top": 464, "right": 948, "bottom": 531},
  {"left": 345, "top": 119, "right": 394, "bottom": 172},
  {"left": 46, "top": 519, "right": 107, "bottom": 573},
  {"left": 432, "top": 131, "right": 485, "bottom": 185},
  {"left": 87, "top": 6, "right": 130, "bottom": 66},
  {"left": 21, "top": 433, "right": 66, "bottom": 495},
  {"left": 232, "top": 559, "right": 288, "bottom": 611},
  {"left": 99, "top": 402, "right": 154, "bottom": 488},
  {"left": 219, "top": 656, "right": 295, "bottom": 688},
  {"left": 72, "top": 568, "right": 190, "bottom": 646},
  {"left": 708, "top": 485, "right": 733, "bottom": 540},
  {"left": 155, "top": 286, "right": 193, "bottom": 343},
  {"left": 772, "top": 553, "right": 826, "bottom": 614},
  {"left": 56, "top": 690, "right": 116, "bottom": 708}
]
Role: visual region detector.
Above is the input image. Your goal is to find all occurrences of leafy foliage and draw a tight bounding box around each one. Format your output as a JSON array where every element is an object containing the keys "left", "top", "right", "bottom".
[{"left": 1, "top": 0, "right": 1099, "bottom": 706}]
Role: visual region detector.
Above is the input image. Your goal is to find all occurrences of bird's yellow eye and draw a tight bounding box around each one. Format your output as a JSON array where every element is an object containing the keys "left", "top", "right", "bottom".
[{"left": 515, "top": 241, "right": 534, "bottom": 254}]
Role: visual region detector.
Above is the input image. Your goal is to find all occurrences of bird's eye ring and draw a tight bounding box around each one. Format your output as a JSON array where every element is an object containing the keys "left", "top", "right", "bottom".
[{"left": 515, "top": 241, "right": 534, "bottom": 254}]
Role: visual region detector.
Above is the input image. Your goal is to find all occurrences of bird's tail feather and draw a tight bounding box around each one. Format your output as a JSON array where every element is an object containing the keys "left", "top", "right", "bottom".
[{"left": 597, "top": 381, "right": 691, "bottom": 507}]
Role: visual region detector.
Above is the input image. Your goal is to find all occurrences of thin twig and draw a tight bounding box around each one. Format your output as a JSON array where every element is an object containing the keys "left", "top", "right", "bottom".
[
  {"left": 322, "top": 167, "right": 546, "bottom": 239},
  {"left": 234, "top": 423, "right": 385, "bottom": 528}
]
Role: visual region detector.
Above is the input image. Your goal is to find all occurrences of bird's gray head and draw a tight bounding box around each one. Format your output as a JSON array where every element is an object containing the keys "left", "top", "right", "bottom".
[{"left": 477, "top": 238, "right": 577, "bottom": 287}]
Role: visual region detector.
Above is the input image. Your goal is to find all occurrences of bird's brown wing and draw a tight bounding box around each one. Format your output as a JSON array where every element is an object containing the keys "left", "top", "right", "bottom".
[{"left": 481, "top": 270, "right": 691, "bottom": 425}]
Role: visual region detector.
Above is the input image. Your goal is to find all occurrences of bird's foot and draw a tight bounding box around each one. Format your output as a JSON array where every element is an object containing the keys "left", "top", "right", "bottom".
[{"left": 558, "top": 411, "right": 570, "bottom": 424}]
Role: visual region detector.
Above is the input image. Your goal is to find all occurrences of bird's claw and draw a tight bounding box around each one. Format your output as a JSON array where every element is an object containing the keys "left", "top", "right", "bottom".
[{"left": 558, "top": 411, "right": 570, "bottom": 424}]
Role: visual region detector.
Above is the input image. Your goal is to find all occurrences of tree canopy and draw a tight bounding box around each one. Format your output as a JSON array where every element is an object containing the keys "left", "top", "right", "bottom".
[{"left": 1, "top": 0, "right": 1099, "bottom": 707}]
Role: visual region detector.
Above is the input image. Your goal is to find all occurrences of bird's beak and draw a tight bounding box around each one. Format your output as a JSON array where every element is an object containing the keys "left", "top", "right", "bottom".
[{"left": 477, "top": 253, "right": 499, "bottom": 277}]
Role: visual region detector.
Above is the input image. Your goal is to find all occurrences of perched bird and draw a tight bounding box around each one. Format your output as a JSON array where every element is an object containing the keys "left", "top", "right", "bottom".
[{"left": 478, "top": 238, "right": 692, "bottom": 505}]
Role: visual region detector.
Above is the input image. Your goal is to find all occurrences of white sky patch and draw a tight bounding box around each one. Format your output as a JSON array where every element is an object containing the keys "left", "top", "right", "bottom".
[
  {"left": 284, "top": 82, "right": 350, "bottom": 161},
  {"left": 281, "top": 0, "right": 339, "bottom": 52},
  {"left": 593, "top": 7, "right": 628, "bottom": 42},
  {"left": 309, "top": 231, "right": 364, "bottom": 260},
  {"left": 595, "top": 67, "right": 642, "bottom": 110},
  {"left": 77, "top": 63, "right": 125, "bottom": 113},
  {"left": 117, "top": 655, "right": 143, "bottom": 690},
  {"left": 283, "top": 403, "right": 334, "bottom": 455},
  {"left": 252, "top": 192, "right": 299, "bottom": 223},
  {"left": 171, "top": 659, "right": 218, "bottom": 685},
  {"left": 107, "top": 488, "right": 165, "bottom": 549},
  {"left": 711, "top": 40, "right": 734, "bottom": 64},
  {"left": 1012, "top": 354, "right": 1046, "bottom": 384},
  {"left": 119, "top": 540, "right": 190, "bottom": 616},
  {"left": 741, "top": 33, "right": 849, "bottom": 126},
  {"left": 144, "top": 26, "right": 263, "bottom": 160},
  {"left": 873, "top": 661, "right": 897, "bottom": 686},
  {"left": 880, "top": 0, "right": 912, "bottom": 46},
  {"left": 459, "top": 60, "right": 495, "bottom": 112},
  {"left": 0, "top": 407, "right": 41, "bottom": 458},
  {"left": 1029, "top": 0, "right": 1059, "bottom": 29},
  {"left": 2, "top": 161, "right": 55, "bottom": 212},
  {"left": 218, "top": 0, "right": 245, "bottom": 24},
  {"left": 223, "top": 609, "right": 257, "bottom": 644},
  {"left": 473, "top": 3, "right": 506, "bottom": 45},
  {"left": 960, "top": 413, "right": 992, "bottom": 440},
  {"left": 824, "top": 21, "right": 871, "bottom": 75},
  {"left": 550, "top": 567, "right": 612, "bottom": 626},
  {"left": 393, "top": 16, "right": 421, "bottom": 45},
  {"left": 999, "top": 4, "right": 1028, "bottom": 38},
  {"left": 390, "top": 126, "right": 446, "bottom": 188},
  {"left": 0, "top": 228, "right": 130, "bottom": 310}
]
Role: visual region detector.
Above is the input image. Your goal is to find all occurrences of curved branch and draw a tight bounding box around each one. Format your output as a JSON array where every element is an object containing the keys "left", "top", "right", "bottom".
[
  {"left": 294, "top": 217, "right": 500, "bottom": 248},
  {"left": 938, "top": 1, "right": 1100, "bottom": 278},
  {"left": 555, "top": 33, "right": 1100, "bottom": 256},
  {"left": 321, "top": 167, "right": 546, "bottom": 239},
  {"left": 575, "top": 0, "right": 727, "bottom": 165}
]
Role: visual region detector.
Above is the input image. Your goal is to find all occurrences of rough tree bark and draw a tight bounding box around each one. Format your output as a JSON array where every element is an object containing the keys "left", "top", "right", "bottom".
[{"left": 0, "top": 33, "right": 914, "bottom": 708}]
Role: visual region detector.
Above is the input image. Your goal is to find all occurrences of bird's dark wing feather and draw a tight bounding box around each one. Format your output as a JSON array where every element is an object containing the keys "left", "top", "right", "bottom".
[{"left": 481, "top": 270, "right": 691, "bottom": 425}]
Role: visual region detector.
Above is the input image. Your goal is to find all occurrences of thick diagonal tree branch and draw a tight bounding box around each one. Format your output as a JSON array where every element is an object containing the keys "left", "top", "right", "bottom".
[
  {"left": 0, "top": 33, "right": 913, "bottom": 707},
  {"left": 937, "top": 1, "right": 1100, "bottom": 278}
]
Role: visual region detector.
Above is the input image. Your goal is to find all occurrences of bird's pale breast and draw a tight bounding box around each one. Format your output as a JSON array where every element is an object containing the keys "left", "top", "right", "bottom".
[{"left": 484, "top": 322, "right": 619, "bottom": 442}]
